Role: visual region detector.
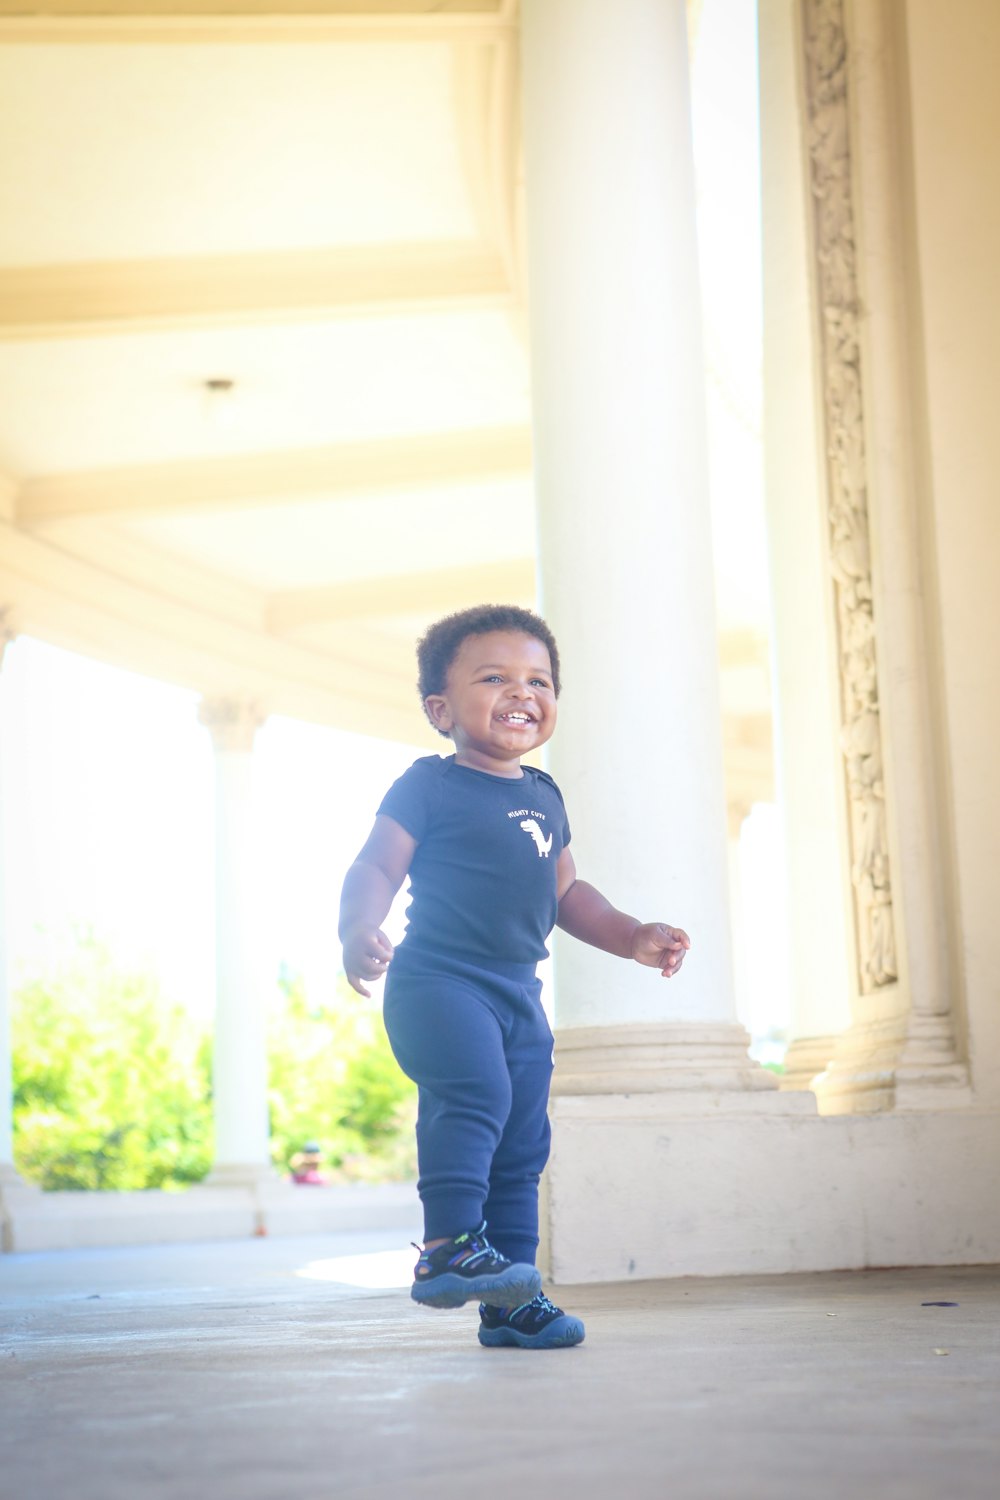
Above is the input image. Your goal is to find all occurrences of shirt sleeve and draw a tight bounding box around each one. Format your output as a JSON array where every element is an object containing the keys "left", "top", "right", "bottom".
[
  {"left": 558, "top": 789, "right": 572, "bottom": 848},
  {"left": 376, "top": 758, "right": 443, "bottom": 843},
  {"left": 533, "top": 767, "right": 571, "bottom": 847}
]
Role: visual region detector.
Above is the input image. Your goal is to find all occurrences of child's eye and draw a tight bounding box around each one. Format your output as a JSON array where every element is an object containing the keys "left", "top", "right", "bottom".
[
  {"left": 484, "top": 674, "right": 503, "bottom": 684},
  {"left": 530, "top": 678, "right": 551, "bottom": 689}
]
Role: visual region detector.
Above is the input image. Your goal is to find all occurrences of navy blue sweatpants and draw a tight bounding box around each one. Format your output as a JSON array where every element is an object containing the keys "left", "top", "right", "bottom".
[{"left": 383, "top": 944, "right": 554, "bottom": 1268}]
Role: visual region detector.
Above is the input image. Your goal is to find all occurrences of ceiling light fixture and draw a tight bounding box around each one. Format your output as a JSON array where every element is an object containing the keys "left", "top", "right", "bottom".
[{"left": 202, "top": 376, "right": 238, "bottom": 434}]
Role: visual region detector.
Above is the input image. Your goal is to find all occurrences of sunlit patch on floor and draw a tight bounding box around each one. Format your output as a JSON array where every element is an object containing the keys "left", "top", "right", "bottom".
[{"left": 294, "top": 1248, "right": 415, "bottom": 1289}]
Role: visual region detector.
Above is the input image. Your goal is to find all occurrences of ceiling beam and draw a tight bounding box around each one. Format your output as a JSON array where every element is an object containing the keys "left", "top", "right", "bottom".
[
  {"left": 0, "top": 0, "right": 504, "bottom": 12},
  {"left": 0, "top": 516, "right": 423, "bottom": 740},
  {"left": 267, "top": 557, "right": 534, "bottom": 632},
  {"left": 0, "top": 2, "right": 511, "bottom": 44},
  {"left": 0, "top": 242, "right": 511, "bottom": 341},
  {"left": 16, "top": 425, "right": 533, "bottom": 523}
]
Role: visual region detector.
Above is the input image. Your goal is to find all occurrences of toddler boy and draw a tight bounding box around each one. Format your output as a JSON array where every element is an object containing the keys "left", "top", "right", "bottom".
[{"left": 339, "top": 604, "right": 689, "bottom": 1349}]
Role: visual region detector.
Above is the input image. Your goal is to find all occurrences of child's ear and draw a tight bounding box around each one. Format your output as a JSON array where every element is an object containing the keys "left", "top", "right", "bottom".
[{"left": 423, "top": 694, "right": 452, "bottom": 733}]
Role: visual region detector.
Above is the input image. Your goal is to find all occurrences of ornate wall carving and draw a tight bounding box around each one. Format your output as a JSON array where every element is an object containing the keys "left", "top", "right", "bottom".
[{"left": 802, "top": 0, "right": 897, "bottom": 991}]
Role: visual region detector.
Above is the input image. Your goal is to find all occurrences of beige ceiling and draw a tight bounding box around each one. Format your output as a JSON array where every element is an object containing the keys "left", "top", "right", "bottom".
[{"left": 0, "top": 0, "right": 772, "bottom": 801}]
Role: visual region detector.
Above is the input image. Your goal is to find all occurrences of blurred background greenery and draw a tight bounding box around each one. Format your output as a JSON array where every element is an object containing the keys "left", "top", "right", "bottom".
[{"left": 11, "top": 935, "right": 416, "bottom": 1191}]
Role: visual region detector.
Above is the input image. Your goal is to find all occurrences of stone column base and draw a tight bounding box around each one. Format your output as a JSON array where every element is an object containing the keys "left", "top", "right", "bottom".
[
  {"left": 779, "top": 1033, "right": 841, "bottom": 1092},
  {"left": 204, "top": 1163, "right": 280, "bottom": 1191},
  {"left": 0, "top": 1165, "right": 41, "bottom": 1253},
  {"left": 553, "top": 1021, "right": 813, "bottom": 1101},
  {"left": 812, "top": 1012, "right": 972, "bottom": 1115}
]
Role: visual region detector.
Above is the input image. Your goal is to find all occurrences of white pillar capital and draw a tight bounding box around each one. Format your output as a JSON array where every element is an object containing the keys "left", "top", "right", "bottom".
[
  {"left": 198, "top": 696, "right": 265, "bottom": 754},
  {"left": 726, "top": 799, "right": 753, "bottom": 843},
  {"left": 0, "top": 609, "right": 16, "bottom": 672}
]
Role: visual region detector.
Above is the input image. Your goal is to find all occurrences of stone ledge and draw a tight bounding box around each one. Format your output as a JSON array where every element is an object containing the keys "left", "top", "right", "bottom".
[
  {"left": 544, "top": 1104, "right": 1000, "bottom": 1283},
  {"left": 0, "top": 1180, "right": 420, "bottom": 1254}
]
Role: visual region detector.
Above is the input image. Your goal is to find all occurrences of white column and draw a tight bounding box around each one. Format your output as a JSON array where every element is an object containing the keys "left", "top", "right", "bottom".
[
  {"left": 0, "top": 615, "right": 20, "bottom": 1187},
  {"left": 0, "top": 615, "right": 39, "bottom": 1254},
  {"left": 522, "top": 0, "right": 787, "bottom": 1095},
  {"left": 198, "top": 698, "right": 273, "bottom": 1184},
  {"left": 758, "top": 0, "right": 852, "bottom": 1091}
]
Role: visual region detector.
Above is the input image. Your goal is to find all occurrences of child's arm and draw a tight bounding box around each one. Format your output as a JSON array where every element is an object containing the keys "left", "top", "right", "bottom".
[
  {"left": 339, "top": 815, "right": 417, "bottom": 996},
  {"left": 555, "top": 848, "right": 690, "bottom": 978}
]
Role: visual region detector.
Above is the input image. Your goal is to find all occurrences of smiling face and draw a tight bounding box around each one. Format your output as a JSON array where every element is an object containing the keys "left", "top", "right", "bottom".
[{"left": 423, "top": 630, "right": 557, "bottom": 777}]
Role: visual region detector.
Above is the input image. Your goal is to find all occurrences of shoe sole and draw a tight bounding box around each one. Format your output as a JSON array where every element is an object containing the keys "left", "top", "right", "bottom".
[
  {"left": 411, "top": 1264, "right": 542, "bottom": 1310},
  {"left": 478, "top": 1315, "right": 586, "bottom": 1350}
]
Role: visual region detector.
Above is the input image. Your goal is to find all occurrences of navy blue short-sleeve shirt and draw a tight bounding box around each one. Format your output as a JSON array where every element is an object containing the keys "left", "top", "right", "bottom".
[{"left": 377, "top": 754, "right": 571, "bottom": 963}]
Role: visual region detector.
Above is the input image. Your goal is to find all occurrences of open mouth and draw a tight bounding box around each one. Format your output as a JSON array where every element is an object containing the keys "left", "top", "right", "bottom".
[{"left": 496, "top": 712, "right": 535, "bottom": 726}]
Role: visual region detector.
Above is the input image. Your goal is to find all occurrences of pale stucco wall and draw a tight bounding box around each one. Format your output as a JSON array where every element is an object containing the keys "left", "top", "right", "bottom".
[{"left": 903, "top": 0, "right": 1000, "bottom": 1104}]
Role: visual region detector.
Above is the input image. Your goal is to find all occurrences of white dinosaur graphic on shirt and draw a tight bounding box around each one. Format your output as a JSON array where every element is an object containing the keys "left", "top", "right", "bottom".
[{"left": 520, "top": 818, "right": 553, "bottom": 857}]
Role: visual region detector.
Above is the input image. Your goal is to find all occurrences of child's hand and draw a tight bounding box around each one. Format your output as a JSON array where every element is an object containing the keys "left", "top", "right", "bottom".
[
  {"left": 343, "top": 925, "right": 394, "bottom": 998},
  {"left": 630, "top": 923, "right": 690, "bottom": 978}
]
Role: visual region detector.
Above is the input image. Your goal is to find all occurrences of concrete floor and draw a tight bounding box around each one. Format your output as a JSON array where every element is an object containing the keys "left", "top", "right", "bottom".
[{"left": 2, "top": 1231, "right": 998, "bottom": 1500}]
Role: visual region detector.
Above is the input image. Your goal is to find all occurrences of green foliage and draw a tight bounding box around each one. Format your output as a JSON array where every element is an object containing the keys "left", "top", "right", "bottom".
[
  {"left": 11, "top": 937, "right": 416, "bottom": 1191},
  {"left": 12, "top": 936, "right": 213, "bottom": 1190},
  {"left": 268, "top": 971, "right": 417, "bottom": 1183}
]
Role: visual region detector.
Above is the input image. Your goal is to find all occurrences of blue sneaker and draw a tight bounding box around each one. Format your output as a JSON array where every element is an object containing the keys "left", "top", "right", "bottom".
[
  {"left": 478, "top": 1293, "right": 586, "bottom": 1349},
  {"left": 410, "top": 1222, "right": 542, "bottom": 1310}
]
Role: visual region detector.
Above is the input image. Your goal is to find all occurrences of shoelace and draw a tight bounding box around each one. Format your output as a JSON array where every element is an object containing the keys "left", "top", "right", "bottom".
[
  {"left": 509, "top": 1293, "right": 559, "bottom": 1323},
  {"left": 448, "top": 1229, "right": 505, "bottom": 1271},
  {"left": 413, "top": 1225, "right": 506, "bottom": 1275}
]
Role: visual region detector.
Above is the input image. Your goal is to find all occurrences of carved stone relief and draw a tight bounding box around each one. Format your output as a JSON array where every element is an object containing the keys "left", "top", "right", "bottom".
[{"left": 802, "top": 0, "right": 897, "bottom": 991}]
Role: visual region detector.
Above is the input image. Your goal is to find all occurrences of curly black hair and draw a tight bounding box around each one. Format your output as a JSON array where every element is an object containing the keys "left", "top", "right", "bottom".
[{"left": 417, "top": 604, "right": 561, "bottom": 734}]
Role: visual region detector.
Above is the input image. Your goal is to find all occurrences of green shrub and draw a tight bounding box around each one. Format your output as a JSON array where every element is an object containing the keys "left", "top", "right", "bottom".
[
  {"left": 12, "top": 936, "right": 213, "bottom": 1190},
  {"left": 11, "top": 937, "right": 416, "bottom": 1190},
  {"left": 267, "top": 971, "right": 417, "bottom": 1183}
]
